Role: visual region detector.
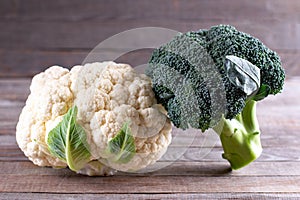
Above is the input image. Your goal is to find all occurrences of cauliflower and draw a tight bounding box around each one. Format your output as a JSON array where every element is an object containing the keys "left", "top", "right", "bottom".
[
  {"left": 16, "top": 66, "right": 72, "bottom": 167},
  {"left": 16, "top": 62, "right": 172, "bottom": 175}
]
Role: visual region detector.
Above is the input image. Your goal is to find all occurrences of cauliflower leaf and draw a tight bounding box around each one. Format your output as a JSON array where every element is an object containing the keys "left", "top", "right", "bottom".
[
  {"left": 47, "top": 106, "right": 91, "bottom": 172},
  {"left": 107, "top": 122, "right": 136, "bottom": 164}
]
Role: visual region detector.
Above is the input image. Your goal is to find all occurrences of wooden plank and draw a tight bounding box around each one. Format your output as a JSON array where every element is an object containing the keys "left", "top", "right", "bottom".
[
  {"left": 1, "top": 161, "right": 300, "bottom": 177},
  {"left": 0, "top": 20, "right": 299, "bottom": 51},
  {"left": 0, "top": 49, "right": 299, "bottom": 78},
  {"left": 177, "top": 147, "right": 300, "bottom": 162},
  {"left": 2, "top": 140, "right": 300, "bottom": 163},
  {"left": 0, "top": 49, "right": 154, "bottom": 78},
  {"left": 1, "top": 173, "right": 299, "bottom": 193},
  {"left": 1, "top": 0, "right": 299, "bottom": 22},
  {"left": 1, "top": 193, "right": 300, "bottom": 200}
]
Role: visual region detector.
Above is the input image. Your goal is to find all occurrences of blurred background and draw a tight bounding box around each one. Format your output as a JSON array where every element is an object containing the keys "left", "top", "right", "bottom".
[{"left": 0, "top": 0, "right": 299, "bottom": 78}]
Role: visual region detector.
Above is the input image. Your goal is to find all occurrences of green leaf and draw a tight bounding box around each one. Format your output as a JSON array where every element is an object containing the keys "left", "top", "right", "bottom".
[
  {"left": 253, "top": 84, "right": 271, "bottom": 101},
  {"left": 225, "top": 55, "right": 261, "bottom": 97},
  {"left": 47, "top": 106, "right": 91, "bottom": 172},
  {"left": 107, "top": 122, "right": 136, "bottom": 164}
]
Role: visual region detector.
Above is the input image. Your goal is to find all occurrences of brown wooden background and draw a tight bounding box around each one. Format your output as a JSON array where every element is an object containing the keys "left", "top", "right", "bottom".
[
  {"left": 1, "top": 0, "right": 300, "bottom": 199},
  {"left": 1, "top": 0, "right": 300, "bottom": 78}
]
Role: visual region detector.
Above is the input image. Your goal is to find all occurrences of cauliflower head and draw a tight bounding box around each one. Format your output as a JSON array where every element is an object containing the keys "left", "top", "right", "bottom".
[{"left": 16, "top": 62, "right": 172, "bottom": 175}]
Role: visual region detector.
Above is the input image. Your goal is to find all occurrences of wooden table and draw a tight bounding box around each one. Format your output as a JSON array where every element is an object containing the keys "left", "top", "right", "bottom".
[
  {"left": 1, "top": 77, "right": 300, "bottom": 199},
  {"left": 1, "top": 0, "right": 300, "bottom": 199}
]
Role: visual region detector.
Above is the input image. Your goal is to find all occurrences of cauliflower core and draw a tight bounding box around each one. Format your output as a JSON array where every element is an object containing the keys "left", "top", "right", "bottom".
[{"left": 16, "top": 62, "right": 172, "bottom": 175}]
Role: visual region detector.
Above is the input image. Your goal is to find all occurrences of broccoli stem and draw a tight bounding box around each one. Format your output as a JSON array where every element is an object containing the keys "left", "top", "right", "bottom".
[{"left": 213, "top": 100, "right": 262, "bottom": 169}]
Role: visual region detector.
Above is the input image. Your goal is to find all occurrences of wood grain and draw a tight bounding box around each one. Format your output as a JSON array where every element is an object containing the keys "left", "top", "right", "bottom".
[
  {"left": 1, "top": 0, "right": 299, "bottom": 22},
  {"left": 1, "top": 1, "right": 299, "bottom": 78},
  {"left": 2, "top": 137, "right": 300, "bottom": 163},
  {"left": 0, "top": 49, "right": 299, "bottom": 78},
  {"left": 1, "top": 20, "right": 299, "bottom": 51},
  {"left": 1, "top": 173, "right": 299, "bottom": 193},
  {"left": 2, "top": 140, "right": 300, "bottom": 163},
  {"left": 1, "top": 193, "right": 300, "bottom": 200},
  {"left": 2, "top": 161, "right": 300, "bottom": 177},
  {"left": 0, "top": 49, "right": 155, "bottom": 78}
]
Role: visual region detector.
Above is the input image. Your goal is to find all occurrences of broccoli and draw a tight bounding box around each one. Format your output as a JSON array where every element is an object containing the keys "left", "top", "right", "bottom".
[{"left": 146, "top": 24, "right": 285, "bottom": 169}]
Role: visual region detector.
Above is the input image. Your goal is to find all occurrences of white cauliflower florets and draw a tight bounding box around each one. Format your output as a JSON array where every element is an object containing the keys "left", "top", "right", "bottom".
[
  {"left": 16, "top": 66, "right": 72, "bottom": 167},
  {"left": 16, "top": 62, "right": 172, "bottom": 175}
]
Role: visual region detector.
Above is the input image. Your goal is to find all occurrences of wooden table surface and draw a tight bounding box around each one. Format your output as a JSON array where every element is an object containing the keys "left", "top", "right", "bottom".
[
  {"left": 1, "top": 0, "right": 300, "bottom": 199},
  {"left": 1, "top": 77, "right": 300, "bottom": 199}
]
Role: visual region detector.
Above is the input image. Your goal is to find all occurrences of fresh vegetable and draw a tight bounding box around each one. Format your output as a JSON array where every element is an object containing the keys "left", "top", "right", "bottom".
[
  {"left": 47, "top": 105, "right": 91, "bottom": 172},
  {"left": 106, "top": 121, "right": 136, "bottom": 164},
  {"left": 146, "top": 24, "right": 285, "bottom": 169},
  {"left": 16, "top": 62, "right": 172, "bottom": 175}
]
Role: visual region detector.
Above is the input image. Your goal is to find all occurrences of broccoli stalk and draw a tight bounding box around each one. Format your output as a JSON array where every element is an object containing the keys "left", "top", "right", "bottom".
[{"left": 213, "top": 99, "right": 262, "bottom": 169}]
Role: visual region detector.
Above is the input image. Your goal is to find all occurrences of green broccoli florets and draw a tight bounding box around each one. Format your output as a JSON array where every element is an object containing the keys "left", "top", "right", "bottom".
[
  {"left": 206, "top": 25, "right": 284, "bottom": 98},
  {"left": 149, "top": 49, "right": 215, "bottom": 131},
  {"left": 146, "top": 24, "right": 285, "bottom": 169}
]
